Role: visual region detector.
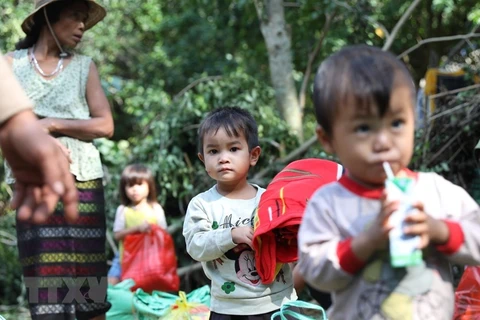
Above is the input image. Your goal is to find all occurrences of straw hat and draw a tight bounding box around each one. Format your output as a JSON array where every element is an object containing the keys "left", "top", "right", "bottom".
[{"left": 21, "top": 0, "right": 106, "bottom": 34}]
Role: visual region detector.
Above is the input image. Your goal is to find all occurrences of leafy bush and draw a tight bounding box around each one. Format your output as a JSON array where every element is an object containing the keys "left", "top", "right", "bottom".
[
  {"left": 411, "top": 90, "right": 480, "bottom": 193},
  {"left": 99, "top": 72, "right": 300, "bottom": 268},
  {"left": 0, "top": 213, "right": 23, "bottom": 305}
]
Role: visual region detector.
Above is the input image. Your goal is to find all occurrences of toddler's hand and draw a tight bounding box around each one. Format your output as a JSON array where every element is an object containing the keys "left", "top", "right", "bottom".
[
  {"left": 137, "top": 221, "right": 151, "bottom": 233},
  {"left": 231, "top": 226, "right": 253, "bottom": 249},
  {"left": 233, "top": 243, "right": 250, "bottom": 253},
  {"left": 403, "top": 201, "right": 449, "bottom": 249},
  {"left": 402, "top": 201, "right": 429, "bottom": 249},
  {"left": 351, "top": 192, "right": 398, "bottom": 261},
  {"left": 365, "top": 191, "right": 398, "bottom": 249}
]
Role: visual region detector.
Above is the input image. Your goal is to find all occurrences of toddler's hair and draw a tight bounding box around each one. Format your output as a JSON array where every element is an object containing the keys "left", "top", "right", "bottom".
[
  {"left": 197, "top": 106, "right": 259, "bottom": 153},
  {"left": 313, "top": 45, "right": 416, "bottom": 136},
  {"left": 119, "top": 164, "right": 157, "bottom": 205}
]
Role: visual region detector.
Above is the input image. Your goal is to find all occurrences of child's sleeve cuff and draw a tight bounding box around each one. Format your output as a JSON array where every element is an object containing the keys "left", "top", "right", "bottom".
[
  {"left": 337, "top": 238, "right": 366, "bottom": 275},
  {"left": 435, "top": 220, "right": 464, "bottom": 255}
]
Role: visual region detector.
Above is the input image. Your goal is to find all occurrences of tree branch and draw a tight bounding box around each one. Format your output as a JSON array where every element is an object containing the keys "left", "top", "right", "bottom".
[
  {"left": 382, "top": 0, "right": 422, "bottom": 51},
  {"left": 251, "top": 134, "right": 318, "bottom": 183},
  {"left": 426, "top": 130, "right": 463, "bottom": 166},
  {"left": 252, "top": 0, "right": 265, "bottom": 21},
  {"left": 447, "top": 24, "right": 480, "bottom": 59},
  {"left": 141, "top": 75, "right": 223, "bottom": 137},
  {"left": 397, "top": 33, "right": 480, "bottom": 59},
  {"left": 428, "top": 101, "right": 473, "bottom": 122},
  {"left": 333, "top": 1, "right": 390, "bottom": 38},
  {"left": 173, "top": 75, "right": 223, "bottom": 101},
  {"left": 427, "top": 83, "right": 480, "bottom": 100},
  {"left": 0, "top": 230, "right": 16, "bottom": 246},
  {"left": 283, "top": 2, "right": 301, "bottom": 7},
  {"left": 106, "top": 230, "right": 118, "bottom": 255},
  {"left": 177, "top": 261, "right": 203, "bottom": 277},
  {"left": 298, "top": 11, "right": 336, "bottom": 112}
]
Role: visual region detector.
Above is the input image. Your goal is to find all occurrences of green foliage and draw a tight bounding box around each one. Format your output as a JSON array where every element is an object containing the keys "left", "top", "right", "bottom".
[
  {"left": 410, "top": 91, "right": 480, "bottom": 190},
  {"left": 0, "top": 213, "right": 23, "bottom": 305},
  {"left": 99, "top": 72, "right": 299, "bottom": 225},
  {"left": 0, "top": 0, "right": 479, "bottom": 308},
  {"left": 95, "top": 70, "right": 300, "bottom": 270},
  {"left": 468, "top": 3, "right": 480, "bottom": 24},
  {"left": 0, "top": 2, "right": 30, "bottom": 51}
]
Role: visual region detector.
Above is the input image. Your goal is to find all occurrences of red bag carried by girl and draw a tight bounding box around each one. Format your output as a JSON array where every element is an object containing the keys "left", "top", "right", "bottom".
[
  {"left": 121, "top": 224, "right": 180, "bottom": 293},
  {"left": 454, "top": 266, "right": 480, "bottom": 319}
]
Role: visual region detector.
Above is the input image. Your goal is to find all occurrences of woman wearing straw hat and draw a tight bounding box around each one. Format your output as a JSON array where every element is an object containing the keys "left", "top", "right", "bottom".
[{"left": 4, "top": 0, "right": 113, "bottom": 319}]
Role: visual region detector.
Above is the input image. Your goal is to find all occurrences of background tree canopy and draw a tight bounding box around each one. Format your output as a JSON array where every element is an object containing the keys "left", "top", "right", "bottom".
[{"left": 0, "top": 0, "right": 479, "bottom": 310}]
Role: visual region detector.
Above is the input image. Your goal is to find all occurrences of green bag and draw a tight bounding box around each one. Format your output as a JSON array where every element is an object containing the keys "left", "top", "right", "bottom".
[
  {"left": 133, "top": 290, "right": 178, "bottom": 320},
  {"left": 106, "top": 279, "right": 136, "bottom": 320},
  {"left": 271, "top": 300, "right": 327, "bottom": 320},
  {"left": 133, "top": 285, "right": 211, "bottom": 320}
]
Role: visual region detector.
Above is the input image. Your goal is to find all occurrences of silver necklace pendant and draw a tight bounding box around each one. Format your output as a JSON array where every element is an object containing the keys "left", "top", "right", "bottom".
[{"left": 30, "top": 45, "right": 64, "bottom": 77}]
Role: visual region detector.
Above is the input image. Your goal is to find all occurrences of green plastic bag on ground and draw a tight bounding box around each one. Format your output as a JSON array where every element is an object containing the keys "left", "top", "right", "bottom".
[
  {"left": 271, "top": 300, "right": 327, "bottom": 320},
  {"left": 106, "top": 279, "right": 136, "bottom": 320},
  {"left": 133, "top": 285, "right": 211, "bottom": 320}
]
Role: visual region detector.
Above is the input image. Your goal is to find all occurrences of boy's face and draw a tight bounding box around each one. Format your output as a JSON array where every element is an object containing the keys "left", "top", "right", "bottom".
[
  {"left": 198, "top": 127, "right": 261, "bottom": 185},
  {"left": 317, "top": 83, "right": 415, "bottom": 187}
]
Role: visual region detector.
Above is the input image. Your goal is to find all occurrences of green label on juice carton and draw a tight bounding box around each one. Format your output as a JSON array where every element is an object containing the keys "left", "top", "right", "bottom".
[
  {"left": 392, "top": 177, "right": 414, "bottom": 193},
  {"left": 387, "top": 177, "right": 422, "bottom": 267}
]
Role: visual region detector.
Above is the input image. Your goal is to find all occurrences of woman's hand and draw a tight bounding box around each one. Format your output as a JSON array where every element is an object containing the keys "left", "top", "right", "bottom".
[
  {"left": 51, "top": 138, "right": 72, "bottom": 163},
  {"left": 0, "top": 110, "right": 78, "bottom": 223},
  {"left": 37, "top": 118, "right": 55, "bottom": 133},
  {"left": 36, "top": 120, "right": 72, "bottom": 162}
]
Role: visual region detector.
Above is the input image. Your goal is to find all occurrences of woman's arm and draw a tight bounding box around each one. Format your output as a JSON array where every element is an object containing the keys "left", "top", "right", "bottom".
[{"left": 40, "top": 61, "right": 114, "bottom": 141}]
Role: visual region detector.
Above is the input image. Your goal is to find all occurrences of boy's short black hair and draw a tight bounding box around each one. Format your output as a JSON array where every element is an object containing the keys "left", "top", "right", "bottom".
[
  {"left": 198, "top": 107, "right": 259, "bottom": 153},
  {"left": 313, "top": 45, "right": 415, "bottom": 136}
]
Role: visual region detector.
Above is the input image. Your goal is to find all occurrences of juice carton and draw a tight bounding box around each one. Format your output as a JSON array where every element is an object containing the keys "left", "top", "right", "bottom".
[{"left": 383, "top": 162, "right": 422, "bottom": 267}]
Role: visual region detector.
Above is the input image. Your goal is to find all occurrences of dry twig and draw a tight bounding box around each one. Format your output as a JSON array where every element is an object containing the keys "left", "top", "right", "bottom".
[
  {"left": 398, "top": 33, "right": 480, "bottom": 59},
  {"left": 298, "top": 11, "right": 336, "bottom": 112},
  {"left": 382, "top": 0, "right": 422, "bottom": 51}
]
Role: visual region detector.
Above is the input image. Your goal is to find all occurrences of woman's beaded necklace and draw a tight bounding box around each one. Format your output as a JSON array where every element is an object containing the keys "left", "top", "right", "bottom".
[{"left": 30, "top": 45, "right": 64, "bottom": 77}]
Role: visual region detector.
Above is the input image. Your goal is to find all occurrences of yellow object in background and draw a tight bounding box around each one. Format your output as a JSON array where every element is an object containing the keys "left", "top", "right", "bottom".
[
  {"left": 162, "top": 291, "right": 210, "bottom": 320},
  {"left": 375, "top": 27, "right": 385, "bottom": 39},
  {"left": 424, "top": 68, "right": 480, "bottom": 115}
]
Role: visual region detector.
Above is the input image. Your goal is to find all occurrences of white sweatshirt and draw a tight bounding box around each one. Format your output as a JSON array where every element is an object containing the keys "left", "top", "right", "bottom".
[
  {"left": 298, "top": 171, "right": 480, "bottom": 320},
  {"left": 183, "top": 184, "right": 297, "bottom": 315}
]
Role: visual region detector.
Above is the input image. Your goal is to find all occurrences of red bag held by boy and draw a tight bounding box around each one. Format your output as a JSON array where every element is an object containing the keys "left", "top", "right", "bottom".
[{"left": 121, "top": 224, "right": 180, "bottom": 293}]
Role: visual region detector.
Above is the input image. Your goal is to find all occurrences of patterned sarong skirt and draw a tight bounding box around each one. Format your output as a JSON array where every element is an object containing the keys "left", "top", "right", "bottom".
[{"left": 16, "top": 179, "right": 111, "bottom": 320}]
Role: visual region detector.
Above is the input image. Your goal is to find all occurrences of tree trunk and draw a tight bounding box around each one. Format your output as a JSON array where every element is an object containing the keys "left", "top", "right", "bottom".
[{"left": 258, "top": 0, "right": 303, "bottom": 141}]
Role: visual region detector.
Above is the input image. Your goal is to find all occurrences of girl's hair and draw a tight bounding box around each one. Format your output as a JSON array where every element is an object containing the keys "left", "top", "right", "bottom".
[
  {"left": 313, "top": 45, "right": 416, "bottom": 136},
  {"left": 15, "top": 0, "right": 90, "bottom": 50},
  {"left": 119, "top": 164, "right": 157, "bottom": 205},
  {"left": 197, "top": 106, "right": 259, "bottom": 154}
]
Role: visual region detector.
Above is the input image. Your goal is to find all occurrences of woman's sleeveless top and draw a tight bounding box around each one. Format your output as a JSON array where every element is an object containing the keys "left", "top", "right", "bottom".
[{"left": 5, "top": 49, "right": 103, "bottom": 183}]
